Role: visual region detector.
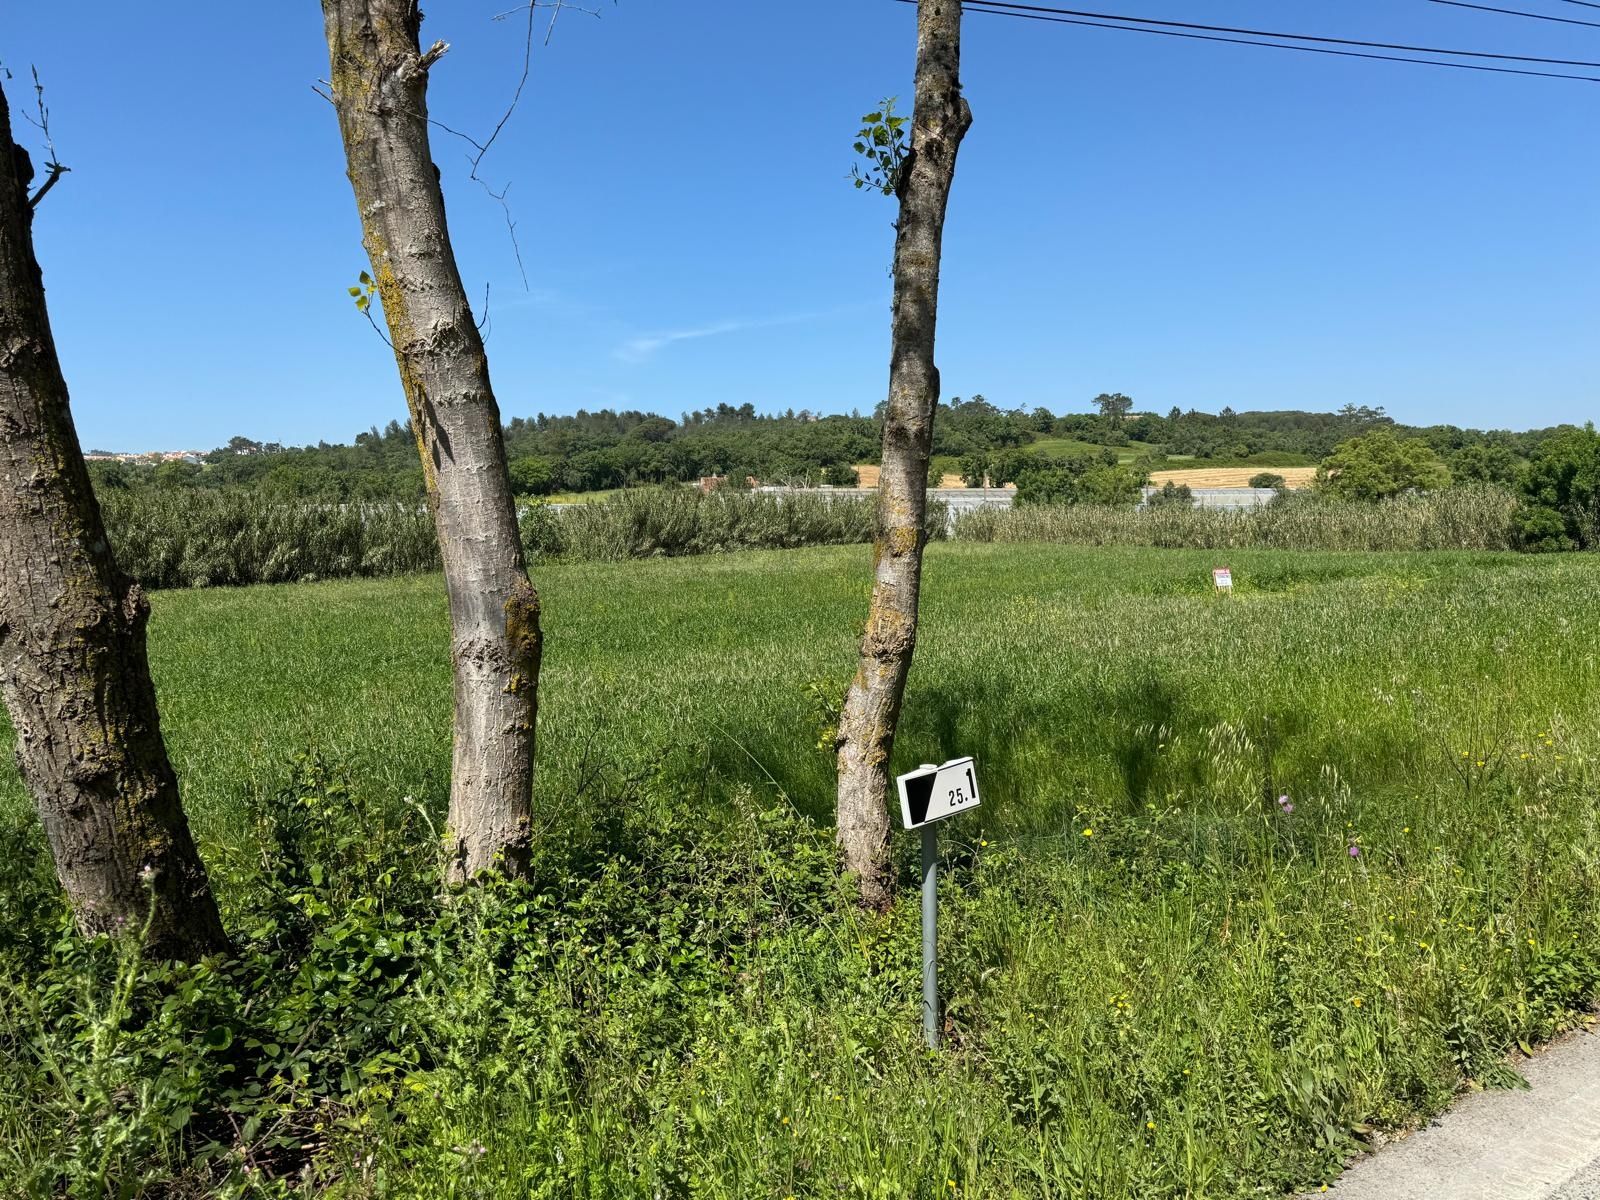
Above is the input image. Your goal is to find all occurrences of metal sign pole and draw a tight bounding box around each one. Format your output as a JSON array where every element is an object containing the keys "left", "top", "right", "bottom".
[
  {"left": 898, "top": 756, "right": 979, "bottom": 1051},
  {"left": 921, "top": 823, "right": 939, "bottom": 1049}
]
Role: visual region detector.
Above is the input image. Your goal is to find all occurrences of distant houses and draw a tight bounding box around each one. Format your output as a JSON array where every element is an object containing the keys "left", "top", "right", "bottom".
[{"left": 83, "top": 449, "right": 205, "bottom": 465}]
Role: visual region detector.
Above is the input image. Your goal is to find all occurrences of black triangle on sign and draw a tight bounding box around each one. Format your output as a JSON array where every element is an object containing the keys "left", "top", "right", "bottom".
[{"left": 905, "top": 772, "right": 937, "bottom": 827}]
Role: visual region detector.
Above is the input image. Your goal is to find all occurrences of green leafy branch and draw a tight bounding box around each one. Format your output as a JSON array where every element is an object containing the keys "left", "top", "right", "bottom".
[
  {"left": 848, "top": 97, "right": 909, "bottom": 197},
  {"left": 347, "top": 270, "right": 391, "bottom": 347}
]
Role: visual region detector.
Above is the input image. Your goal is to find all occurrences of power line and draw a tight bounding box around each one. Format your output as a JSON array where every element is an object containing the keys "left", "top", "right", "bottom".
[
  {"left": 1555, "top": 0, "right": 1600, "bottom": 10},
  {"left": 1424, "top": 0, "right": 1600, "bottom": 27},
  {"left": 960, "top": 0, "right": 1600, "bottom": 67},
  {"left": 909, "top": 1, "right": 1600, "bottom": 84}
]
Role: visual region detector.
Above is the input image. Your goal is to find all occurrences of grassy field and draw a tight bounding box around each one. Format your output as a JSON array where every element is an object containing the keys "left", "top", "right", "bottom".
[
  {"left": 4, "top": 544, "right": 1600, "bottom": 1197},
  {"left": 1023, "top": 437, "right": 1162, "bottom": 464}
]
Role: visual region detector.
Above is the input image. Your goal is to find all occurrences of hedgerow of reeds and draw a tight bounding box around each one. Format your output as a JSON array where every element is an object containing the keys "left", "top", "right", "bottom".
[
  {"left": 101, "top": 491, "right": 439, "bottom": 589},
  {"left": 101, "top": 488, "right": 924, "bottom": 589},
  {"left": 953, "top": 485, "right": 1521, "bottom": 552},
  {"left": 527, "top": 488, "right": 944, "bottom": 563}
]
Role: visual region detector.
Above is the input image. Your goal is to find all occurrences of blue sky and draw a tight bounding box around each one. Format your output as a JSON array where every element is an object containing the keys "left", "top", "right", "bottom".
[{"left": 6, "top": 0, "right": 1597, "bottom": 450}]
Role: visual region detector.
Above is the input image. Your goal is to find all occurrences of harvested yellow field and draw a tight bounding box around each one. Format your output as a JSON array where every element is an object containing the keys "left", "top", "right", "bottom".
[
  {"left": 851, "top": 461, "right": 1312, "bottom": 491},
  {"left": 1149, "top": 466, "right": 1318, "bottom": 490},
  {"left": 851, "top": 464, "right": 975, "bottom": 489}
]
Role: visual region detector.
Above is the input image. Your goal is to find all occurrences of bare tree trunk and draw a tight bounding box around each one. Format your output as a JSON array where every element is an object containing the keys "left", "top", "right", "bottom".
[
  {"left": 322, "top": 0, "right": 541, "bottom": 883},
  {"left": 837, "top": 0, "right": 971, "bottom": 910},
  {"left": 0, "top": 84, "right": 228, "bottom": 959}
]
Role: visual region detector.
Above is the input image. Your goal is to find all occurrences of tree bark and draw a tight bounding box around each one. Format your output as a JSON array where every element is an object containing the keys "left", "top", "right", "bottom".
[
  {"left": 837, "top": 0, "right": 971, "bottom": 910},
  {"left": 322, "top": 0, "right": 541, "bottom": 883},
  {"left": 0, "top": 84, "right": 229, "bottom": 959}
]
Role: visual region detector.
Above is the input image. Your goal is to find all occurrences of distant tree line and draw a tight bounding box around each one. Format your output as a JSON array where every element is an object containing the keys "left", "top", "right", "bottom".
[{"left": 84, "top": 398, "right": 1596, "bottom": 548}]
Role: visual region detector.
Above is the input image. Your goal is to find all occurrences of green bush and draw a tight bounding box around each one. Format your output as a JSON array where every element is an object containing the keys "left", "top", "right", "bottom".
[
  {"left": 1014, "top": 456, "right": 1142, "bottom": 507},
  {"left": 1315, "top": 431, "right": 1450, "bottom": 501},
  {"left": 508, "top": 455, "right": 557, "bottom": 496},
  {"left": 1515, "top": 425, "right": 1600, "bottom": 551},
  {"left": 1144, "top": 481, "right": 1194, "bottom": 508},
  {"left": 1248, "top": 472, "right": 1287, "bottom": 490}
]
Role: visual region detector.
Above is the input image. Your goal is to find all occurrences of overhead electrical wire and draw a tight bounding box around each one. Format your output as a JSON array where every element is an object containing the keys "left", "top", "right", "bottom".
[
  {"left": 957, "top": 0, "right": 1600, "bottom": 67},
  {"left": 892, "top": 0, "right": 1600, "bottom": 84},
  {"left": 1423, "top": 0, "right": 1600, "bottom": 28}
]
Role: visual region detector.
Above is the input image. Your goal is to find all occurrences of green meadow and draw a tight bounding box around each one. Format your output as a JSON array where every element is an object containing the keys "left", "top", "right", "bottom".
[{"left": 4, "top": 543, "right": 1600, "bottom": 1197}]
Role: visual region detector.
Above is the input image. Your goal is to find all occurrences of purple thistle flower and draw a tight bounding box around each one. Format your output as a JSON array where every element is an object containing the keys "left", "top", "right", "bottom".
[
  {"left": 1348, "top": 843, "right": 1361, "bottom": 858},
  {"left": 1277, "top": 794, "right": 1294, "bottom": 814}
]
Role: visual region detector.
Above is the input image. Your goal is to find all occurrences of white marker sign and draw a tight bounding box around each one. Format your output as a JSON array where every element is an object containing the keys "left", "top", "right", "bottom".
[
  {"left": 897, "top": 757, "right": 981, "bottom": 831},
  {"left": 1213, "top": 567, "right": 1233, "bottom": 590}
]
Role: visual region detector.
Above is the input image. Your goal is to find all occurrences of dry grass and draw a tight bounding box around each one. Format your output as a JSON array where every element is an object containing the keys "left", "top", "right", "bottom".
[
  {"left": 852, "top": 464, "right": 1010, "bottom": 489},
  {"left": 1149, "top": 466, "right": 1318, "bottom": 489}
]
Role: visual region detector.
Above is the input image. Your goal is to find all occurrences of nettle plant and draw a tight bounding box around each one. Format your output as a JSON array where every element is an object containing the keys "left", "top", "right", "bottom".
[{"left": 849, "top": 97, "right": 909, "bottom": 195}]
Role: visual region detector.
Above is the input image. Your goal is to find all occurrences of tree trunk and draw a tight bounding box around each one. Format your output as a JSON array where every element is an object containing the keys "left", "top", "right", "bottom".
[
  {"left": 0, "top": 84, "right": 229, "bottom": 960},
  {"left": 837, "top": 0, "right": 971, "bottom": 910},
  {"left": 322, "top": 0, "right": 541, "bottom": 883}
]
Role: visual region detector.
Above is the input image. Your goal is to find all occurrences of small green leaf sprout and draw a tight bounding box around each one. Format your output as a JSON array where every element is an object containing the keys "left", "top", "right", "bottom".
[{"left": 848, "top": 97, "right": 910, "bottom": 196}]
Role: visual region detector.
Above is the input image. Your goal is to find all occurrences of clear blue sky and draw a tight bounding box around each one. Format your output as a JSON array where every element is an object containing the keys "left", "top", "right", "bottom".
[{"left": 6, "top": 0, "right": 1597, "bottom": 450}]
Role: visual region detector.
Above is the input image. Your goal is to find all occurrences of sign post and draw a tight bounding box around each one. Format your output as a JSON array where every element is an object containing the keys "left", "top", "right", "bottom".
[
  {"left": 921, "top": 824, "right": 938, "bottom": 1047},
  {"left": 896, "top": 756, "right": 982, "bottom": 1049}
]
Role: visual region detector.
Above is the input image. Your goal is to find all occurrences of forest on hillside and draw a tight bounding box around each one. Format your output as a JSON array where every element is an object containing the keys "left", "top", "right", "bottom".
[{"left": 90, "top": 397, "right": 1570, "bottom": 501}]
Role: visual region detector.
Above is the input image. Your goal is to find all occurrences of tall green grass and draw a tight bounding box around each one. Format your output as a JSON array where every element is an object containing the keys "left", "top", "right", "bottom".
[
  {"left": 956, "top": 485, "right": 1520, "bottom": 552},
  {"left": 2, "top": 545, "right": 1599, "bottom": 1196},
  {"left": 101, "top": 491, "right": 439, "bottom": 588},
  {"left": 100, "top": 489, "right": 916, "bottom": 589},
  {"left": 530, "top": 488, "right": 950, "bottom": 562},
  {"left": 101, "top": 486, "right": 1532, "bottom": 595}
]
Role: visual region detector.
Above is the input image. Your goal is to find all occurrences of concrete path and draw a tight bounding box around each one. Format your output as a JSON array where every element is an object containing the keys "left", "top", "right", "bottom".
[{"left": 1310, "top": 1027, "right": 1600, "bottom": 1199}]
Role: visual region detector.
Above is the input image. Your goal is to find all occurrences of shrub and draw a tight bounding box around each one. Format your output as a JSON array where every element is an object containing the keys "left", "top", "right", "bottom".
[
  {"left": 1248, "top": 472, "right": 1287, "bottom": 490},
  {"left": 517, "top": 499, "right": 568, "bottom": 562},
  {"left": 1315, "top": 430, "right": 1450, "bottom": 501},
  {"left": 507, "top": 455, "right": 557, "bottom": 496},
  {"left": 1515, "top": 425, "right": 1600, "bottom": 551},
  {"left": 1144, "top": 481, "right": 1194, "bottom": 508},
  {"left": 1014, "top": 457, "right": 1142, "bottom": 507}
]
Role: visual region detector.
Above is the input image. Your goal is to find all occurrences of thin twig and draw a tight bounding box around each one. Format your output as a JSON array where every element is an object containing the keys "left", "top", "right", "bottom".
[
  {"left": 467, "top": 1, "right": 608, "bottom": 282},
  {"left": 363, "top": 306, "right": 393, "bottom": 349},
  {"left": 22, "top": 66, "right": 69, "bottom": 210},
  {"left": 477, "top": 177, "right": 528, "bottom": 289},
  {"left": 476, "top": 280, "right": 492, "bottom": 337}
]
